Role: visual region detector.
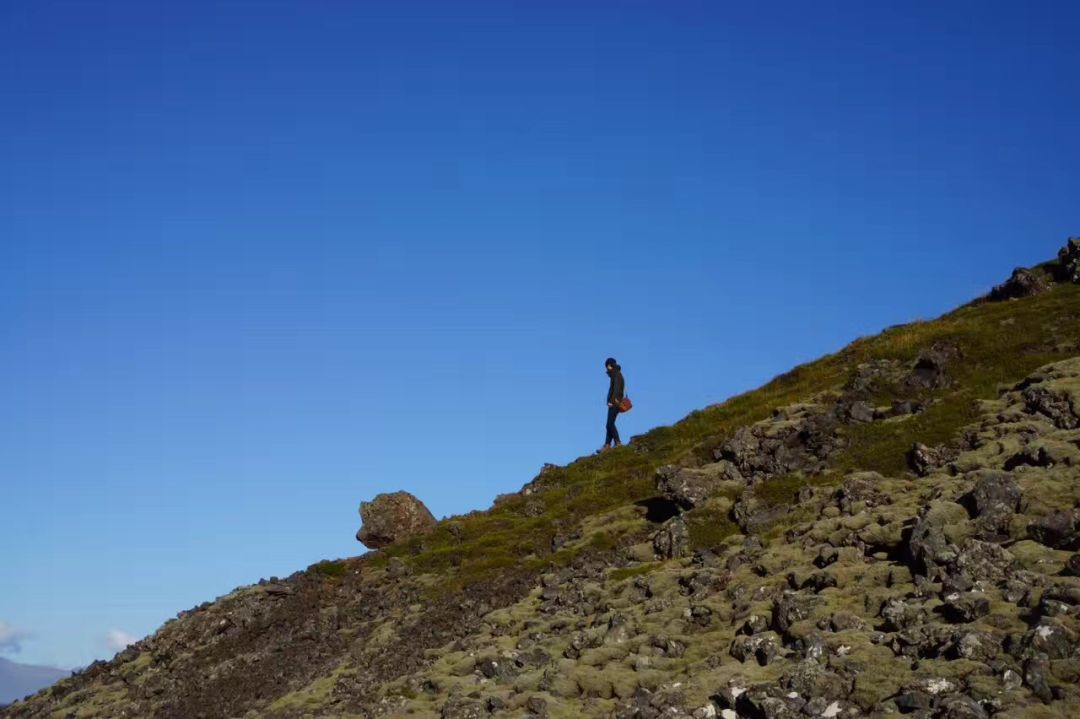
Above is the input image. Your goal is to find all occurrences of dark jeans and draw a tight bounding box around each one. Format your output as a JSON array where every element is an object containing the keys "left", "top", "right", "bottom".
[{"left": 605, "top": 405, "right": 621, "bottom": 446}]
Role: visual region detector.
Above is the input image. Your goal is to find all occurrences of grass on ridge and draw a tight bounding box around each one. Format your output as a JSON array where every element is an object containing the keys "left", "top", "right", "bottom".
[{"left": 356, "top": 283, "right": 1080, "bottom": 588}]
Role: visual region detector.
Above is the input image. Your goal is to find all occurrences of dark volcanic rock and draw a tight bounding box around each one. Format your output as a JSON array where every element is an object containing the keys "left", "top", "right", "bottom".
[
  {"left": 1022, "top": 619, "right": 1076, "bottom": 660},
  {"left": 1024, "top": 653, "right": 1054, "bottom": 704},
  {"left": 1066, "top": 554, "right": 1080, "bottom": 576},
  {"left": 906, "top": 342, "right": 960, "bottom": 390},
  {"left": 909, "top": 442, "right": 959, "bottom": 477},
  {"left": 1022, "top": 383, "right": 1080, "bottom": 429},
  {"left": 655, "top": 461, "right": 743, "bottom": 510},
  {"left": 773, "top": 592, "right": 822, "bottom": 634},
  {"left": 1029, "top": 509, "right": 1080, "bottom": 550},
  {"left": 1058, "top": 237, "right": 1080, "bottom": 284},
  {"left": 969, "top": 471, "right": 1021, "bottom": 537},
  {"left": 844, "top": 400, "right": 876, "bottom": 424},
  {"left": 942, "top": 591, "right": 990, "bottom": 623},
  {"left": 715, "top": 405, "right": 842, "bottom": 480},
  {"left": 730, "top": 632, "right": 783, "bottom": 666},
  {"left": 356, "top": 491, "right": 437, "bottom": 549},
  {"left": 653, "top": 516, "right": 690, "bottom": 559},
  {"left": 909, "top": 502, "right": 969, "bottom": 574},
  {"left": 989, "top": 267, "right": 1052, "bottom": 301}
]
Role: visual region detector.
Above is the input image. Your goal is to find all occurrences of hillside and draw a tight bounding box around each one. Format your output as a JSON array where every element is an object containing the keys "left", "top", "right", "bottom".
[{"left": 4, "top": 240, "right": 1080, "bottom": 719}]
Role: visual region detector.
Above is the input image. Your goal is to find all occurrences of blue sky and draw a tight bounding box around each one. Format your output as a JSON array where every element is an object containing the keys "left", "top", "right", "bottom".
[{"left": 1, "top": 0, "right": 1077, "bottom": 670}]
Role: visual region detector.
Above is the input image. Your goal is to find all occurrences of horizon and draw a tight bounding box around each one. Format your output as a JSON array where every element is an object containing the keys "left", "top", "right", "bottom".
[{"left": 2, "top": 0, "right": 1078, "bottom": 671}]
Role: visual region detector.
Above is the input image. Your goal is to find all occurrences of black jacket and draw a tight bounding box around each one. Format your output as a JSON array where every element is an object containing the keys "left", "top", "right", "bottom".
[{"left": 606, "top": 365, "right": 625, "bottom": 405}]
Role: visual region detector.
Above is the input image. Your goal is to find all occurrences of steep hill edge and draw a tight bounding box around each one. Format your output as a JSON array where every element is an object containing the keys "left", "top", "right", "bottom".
[{"left": 4, "top": 239, "right": 1080, "bottom": 719}]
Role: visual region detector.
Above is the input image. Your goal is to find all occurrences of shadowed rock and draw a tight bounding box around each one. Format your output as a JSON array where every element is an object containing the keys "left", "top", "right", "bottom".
[
  {"left": 990, "top": 267, "right": 1052, "bottom": 301},
  {"left": 1029, "top": 509, "right": 1080, "bottom": 551}
]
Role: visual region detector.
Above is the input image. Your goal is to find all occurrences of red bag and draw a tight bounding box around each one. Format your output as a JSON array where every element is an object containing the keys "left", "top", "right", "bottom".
[{"left": 619, "top": 396, "right": 633, "bottom": 413}]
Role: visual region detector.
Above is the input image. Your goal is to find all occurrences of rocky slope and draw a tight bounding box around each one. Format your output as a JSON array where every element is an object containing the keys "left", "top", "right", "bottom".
[{"left": 4, "top": 240, "right": 1080, "bottom": 719}]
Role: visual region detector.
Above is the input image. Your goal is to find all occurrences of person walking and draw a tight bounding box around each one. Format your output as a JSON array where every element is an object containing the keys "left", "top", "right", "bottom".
[{"left": 603, "top": 357, "right": 626, "bottom": 451}]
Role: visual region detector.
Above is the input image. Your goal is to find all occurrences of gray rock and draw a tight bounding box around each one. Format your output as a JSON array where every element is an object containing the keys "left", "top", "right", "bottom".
[
  {"left": 726, "top": 685, "right": 803, "bottom": 719},
  {"left": 943, "top": 591, "right": 990, "bottom": 623},
  {"left": 1024, "top": 653, "right": 1053, "bottom": 704},
  {"left": 653, "top": 516, "right": 690, "bottom": 559},
  {"left": 881, "top": 598, "right": 926, "bottom": 632},
  {"left": 989, "top": 267, "right": 1052, "bottom": 301},
  {"left": 955, "top": 629, "right": 1000, "bottom": 662},
  {"left": 772, "top": 592, "right": 822, "bottom": 634},
  {"left": 440, "top": 695, "right": 487, "bottom": 719},
  {"left": 845, "top": 401, "right": 876, "bottom": 424},
  {"left": 909, "top": 443, "right": 959, "bottom": 477},
  {"left": 1023, "top": 619, "right": 1076, "bottom": 660},
  {"left": 1057, "top": 236, "right": 1080, "bottom": 284},
  {"left": 1028, "top": 509, "right": 1080, "bottom": 550},
  {"left": 730, "top": 632, "right": 783, "bottom": 666},
  {"left": 906, "top": 342, "right": 959, "bottom": 390},
  {"left": 909, "top": 502, "right": 969, "bottom": 574},
  {"left": 525, "top": 695, "right": 547, "bottom": 715},
  {"left": 1023, "top": 384, "right": 1080, "bottom": 430},
  {"left": 656, "top": 462, "right": 743, "bottom": 510},
  {"left": 938, "top": 694, "right": 989, "bottom": 719},
  {"left": 781, "top": 659, "right": 846, "bottom": 700},
  {"left": 387, "top": 557, "right": 410, "bottom": 577},
  {"left": 1066, "top": 554, "right": 1080, "bottom": 576},
  {"left": 970, "top": 471, "right": 1021, "bottom": 526},
  {"left": 952, "top": 539, "right": 1018, "bottom": 584}
]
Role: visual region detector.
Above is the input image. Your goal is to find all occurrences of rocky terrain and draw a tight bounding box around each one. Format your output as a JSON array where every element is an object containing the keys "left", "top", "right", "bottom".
[{"left": 4, "top": 240, "right": 1080, "bottom": 719}]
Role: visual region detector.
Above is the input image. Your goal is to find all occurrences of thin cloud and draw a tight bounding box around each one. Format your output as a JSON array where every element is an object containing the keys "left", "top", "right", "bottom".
[
  {"left": 102, "top": 628, "right": 137, "bottom": 653},
  {"left": 0, "top": 620, "right": 30, "bottom": 653}
]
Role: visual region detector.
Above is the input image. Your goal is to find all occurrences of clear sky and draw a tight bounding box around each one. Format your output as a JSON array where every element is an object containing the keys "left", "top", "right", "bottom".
[{"left": 1, "top": 0, "right": 1077, "bottom": 670}]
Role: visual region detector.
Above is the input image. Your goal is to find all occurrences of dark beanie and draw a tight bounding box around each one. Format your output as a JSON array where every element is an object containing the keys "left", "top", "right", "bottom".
[{"left": 605, "top": 357, "right": 617, "bottom": 367}]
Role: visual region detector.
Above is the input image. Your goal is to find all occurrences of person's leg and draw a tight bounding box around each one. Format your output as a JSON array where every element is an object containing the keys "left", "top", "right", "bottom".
[{"left": 606, "top": 405, "right": 621, "bottom": 446}]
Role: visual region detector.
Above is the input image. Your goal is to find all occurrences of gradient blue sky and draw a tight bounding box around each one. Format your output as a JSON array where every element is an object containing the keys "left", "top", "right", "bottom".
[{"left": 1, "top": 0, "right": 1077, "bottom": 670}]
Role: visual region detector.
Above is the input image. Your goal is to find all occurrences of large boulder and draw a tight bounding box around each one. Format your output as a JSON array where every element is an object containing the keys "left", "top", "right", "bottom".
[
  {"left": 989, "top": 267, "right": 1052, "bottom": 301},
  {"left": 656, "top": 461, "right": 744, "bottom": 510},
  {"left": 1058, "top": 237, "right": 1080, "bottom": 284},
  {"left": 356, "top": 491, "right": 437, "bottom": 549}
]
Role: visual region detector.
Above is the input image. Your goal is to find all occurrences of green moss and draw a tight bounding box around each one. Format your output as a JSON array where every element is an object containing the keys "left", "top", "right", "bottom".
[
  {"left": 685, "top": 505, "right": 739, "bottom": 551},
  {"left": 608, "top": 563, "right": 663, "bottom": 582},
  {"left": 310, "top": 559, "right": 349, "bottom": 580},
  {"left": 267, "top": 669, "right": 346, "bottom": 713},
  {"left": 588, "top": 531, "right": 617, "bottom": 551}
]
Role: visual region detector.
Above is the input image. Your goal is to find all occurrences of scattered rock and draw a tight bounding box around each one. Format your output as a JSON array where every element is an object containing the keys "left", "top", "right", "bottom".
[
  {"left": 909, "top": 501, "right": 970, "bottom": 574},
  {"left": 906, "top": 342, "right": 959, "bottom": 390},
  {"left": 1066, "top": 554, "right": 1080, "bottom": 576},
  {"left": 969, "top": 471, "right": 1021, "bottom": 537},
  {"left": 656, "top": 462, "right": 744, "bottom": 510},
  {"left": 525, "top": 695, "right": 548, "bottom": 715},
  {"left": 1029, "top": 509, "right": 1080, "bottom": 550},
  {"left": 942, "top": 591, "right": 990, "bottom": 623},
  {"left": 1024, "top": 653, "right": 1054, "bottom": 704},
  {"left": 730, "top": 632, "right": 783, "bottom": 666},
  {"left": 909, "top": 443, "right": 959, "bottom": 476},
  {"left": 844, "top": 401, "right": 876, "bottom": 424},
  {"left": 653, "top": 516, "right": 690, "bottom": 559}
]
